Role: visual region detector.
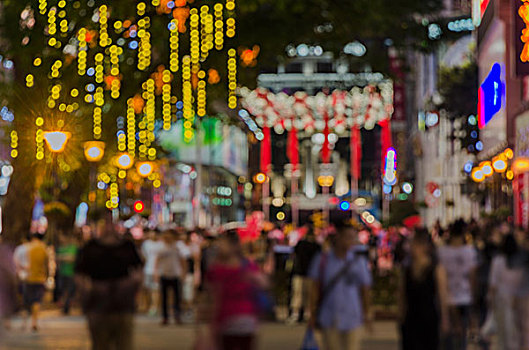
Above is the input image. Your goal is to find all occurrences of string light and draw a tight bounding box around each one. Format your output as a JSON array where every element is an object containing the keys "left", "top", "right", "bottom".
[
  {"left": 226, "top": 0, "right": 236, "bottom": 38},
  {"left": 47, "top": 7, "right": 57, "bottom": 47},
  {"left": 51, "top": 59, "right": 62, "bottom": 79},
  {"left": 126, "top": 99, "right": 136, "bottom": 158},
  {"left": 10, "top": 130, "right": 18, "bottom": 159},
  {"left": 200, "top": 6, "right": 214, "bottom": 62},
  {"left": 93, "top": 107, "right": 102, "bottom": 139},
  {"left": 197, "top": 70, "right": 207, "bottom": 117},
  {"left": 35, "top": 117, "right": 44, "bottom": 160},
  {"left": 59, "top": 2, "right": 68, "bottom": 35},
  {"left": 108, "top": 182, "right": 119, "bottom": 209},
  {"left": 162, "top": 69, "right": 172, "bottom": 130},
  {"left": 98, "top": 5, "right": 110, "bottom": 47},
  {"left": 77, "top": 28, "right": 87, "bottom": 76},
  {"left": 39, "top": 0, "right": 47, "bottom": 15},
  {"left": 145, "top": 79, "right": 156, "bottom": 149},
  {"left": 169, "top": 19, "right": 179, "bottom": 72},
  {"left": 109, "top": 45, "right": 122, "bottom": 99},
  {"left": 228, "top": 48, "right": 237, "bottom": 109},
  {"left": 182, "top": 55, "right": 194, "bottom": 143},
  {"left": 214, "top": 3, "right": 224, "bottom": 50},
  {"left": 26, "top": 74, "right": 34, "bottom": 88},
  {"left": 190, "top": 9, "right": 200, "bottom": 74},
  {"left": 137, "top": 17, "right": 152, "bottom": 71},
  {"left": 95, "top": 53, "right": 104, "bottom": 84}
]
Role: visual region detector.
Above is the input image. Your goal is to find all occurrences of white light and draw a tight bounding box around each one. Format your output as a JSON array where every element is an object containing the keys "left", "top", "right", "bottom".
[
  {"left": 366, "top": 215, "right": 375, "bottom": 224},
  {"left": 354, "top": 197, "right": 367, "bottom": 207},
  {"left": 296, "top": 44, "right": 310, "bottom": 57},
  {"left": 433, "top": 189, "right": 442, "bottom": 198},
  {"left": 402, "top": 183, "right": 414, "bottom": 194},
  {"left": 344, "top": 41, "right": 367, "bottom": 57},
  {"left": 1, "top": 165, "right": 13, "bottom": 177}
]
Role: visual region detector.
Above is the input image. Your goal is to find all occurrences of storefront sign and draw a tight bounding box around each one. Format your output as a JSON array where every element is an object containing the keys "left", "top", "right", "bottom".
[{"left": 478, "top": 63, "right": 504, "bottom": 129}]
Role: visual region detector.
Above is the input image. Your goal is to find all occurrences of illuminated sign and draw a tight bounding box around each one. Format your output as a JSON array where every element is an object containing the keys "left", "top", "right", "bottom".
[
  {"left": 520, "top": 2, "right": 529, "bottom": 62},
  {"left": 472, "top": 0, "right": 490, "bottom": 26},
  {"left": 383, "top": 148, "right": 397, "bottom": 185},
  {"left": 478, "top": 63, "right": 504, "bottom": 129}
]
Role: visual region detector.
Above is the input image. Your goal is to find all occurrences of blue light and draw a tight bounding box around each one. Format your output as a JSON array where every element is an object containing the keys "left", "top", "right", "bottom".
[
  {"left": 339, "top": 201, "right": 350, "bottom": 211},
  {"left": 176, "top": 101, "right": 183, "bottom": 109},
  {"left": 129, "top": 41, "right": 138, "bottom": 49},
  {"left": 167, "top": 21, "right": 176, "bottom": 30},
  {"left": 383, "top": 185, "right": 392, "bottom": 194},
  {"left": 167, "top": 1, "right": 175, "bottom": 8},
  {"left": 478, "top": 63, "right": 504, "bottom": 129},
  {"left": 476, "top": 141, "right": 484, "bottom": 151},
  {"left": 464, "top": 162, "right": 473, "bottom": 173},
  {"left": 117, "top": 130, "right": 125, "bottom": 137},
  {"left": 87, "top": 67, "right": 95, "bottom": 76},
  {"left": 471, "top": 131, "right": 478, "bottom": 138}
]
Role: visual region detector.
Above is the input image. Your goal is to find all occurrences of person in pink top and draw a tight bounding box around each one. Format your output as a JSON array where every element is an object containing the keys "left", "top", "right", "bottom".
[{"left": 206, "top": 230, "right": 268, "bottom": 350}]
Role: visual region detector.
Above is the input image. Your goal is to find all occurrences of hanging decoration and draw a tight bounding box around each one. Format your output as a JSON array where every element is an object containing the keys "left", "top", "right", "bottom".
[
  {"left": 260, "top": 126, "right": 271, "bottom": 174},
  {"left": 351, "top": 125, "right": 362, "bottom": 180},
  {"left": 239, "top": 83, "right": 393, "bottom": 134}
]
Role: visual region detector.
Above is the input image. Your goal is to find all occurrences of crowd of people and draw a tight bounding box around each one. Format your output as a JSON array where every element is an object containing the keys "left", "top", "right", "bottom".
[{"left": 0, "top": 214, "right": 528, "bottom": 350}]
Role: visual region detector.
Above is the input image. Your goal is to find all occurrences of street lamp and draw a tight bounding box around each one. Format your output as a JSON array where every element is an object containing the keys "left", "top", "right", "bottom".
[
  {"left": 43, "top": 131, "right": 71, "bottom": 153},
  {"left": 84, "top": 141, "right": 105, "bottom": 162},
  {"left": 115, "top": 152, "right": 134, "bottom": 170},
  {"left": 84, "top": 141, "right": 105, "bottom": 220},
  {"left": 136, "top": 161, "right": 154, "bottom": 178}
]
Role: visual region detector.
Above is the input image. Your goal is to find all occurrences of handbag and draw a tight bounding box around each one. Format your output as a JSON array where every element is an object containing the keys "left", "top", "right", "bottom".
[{"left": 300, "top": 327, "right": 319, "bottom": 350}]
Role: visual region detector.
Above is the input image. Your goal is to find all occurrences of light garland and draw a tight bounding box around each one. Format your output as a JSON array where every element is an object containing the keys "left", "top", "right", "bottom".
[
  {"left": 35, "top": 117, "right": 44, "bottom": 160},
  {"left": 126, "top": 99, "right": 136, "bottom": 158},
  {"left": 214, "top": 3, "right": 224, "bottom": 50},
  {"left": 10, "top": 130, "right": 18, "bottom": 159},
  {"left": 58, "top": 0, "right": 68, "bottom": 34},
  {"left": 108, "top": 182, "right": 119, "bottom": 209},
  {"left": 169, "top": 19, "right": 179, "bottom": 72},
  {"left": 93, "top": 106, "right": 102, "bottom": 139},
  {"left": 138, "top": 16, "right": 152, "bottom": 71},
  {"left": 109, "top": 45, "right": 122, "bottom": 99},
  {"left": 197, "top": 70, "right": 207, "bottom": 117},
  {"left": 228, "top": 48, "right": 237, "bottom": 109},
  {"left": 225, "top": 0, "right": 236, "bottom": 39},
  {"left": 95, "top": 53, "right": 104, "bottom": 84},
  {"left": 38, "top": 0, "right": 47, "bottom": 15},
  {"left": 51, "top": 59, "right": 62, "bottom": 79},
  {"left": 77, "top": 28, "right": 87, "bottom": 76},
  {"left": 239, "top": 83, "right": 394, "bottom": 134},
  {"left": 47, "top": 7, "right": 57, "bottom": 47},
  {"left": 190, "top": 9, "right": 200, "bottom": 75},
  {"left": 200, "top": 6, "right": 214, "bottom": 62},
  {"left": 162, "top": 69, "right": 172, "bottom": 130},
  {"left": 26, "top": 74, "right": 34, "bottom": 88},
  {"left": 182, "top": 55, "right": 194, "bottom": 143}
]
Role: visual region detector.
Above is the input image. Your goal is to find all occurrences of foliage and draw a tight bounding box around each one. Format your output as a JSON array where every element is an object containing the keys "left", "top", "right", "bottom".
[{"left": 437, "top": 61, "right": 478, "bottom": 119}]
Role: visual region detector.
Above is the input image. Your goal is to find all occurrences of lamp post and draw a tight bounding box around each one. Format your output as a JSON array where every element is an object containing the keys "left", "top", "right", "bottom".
[
  {"left": 115, "top": 153, "right": 134, "bottom": 218},
  {"left": 43, "top": 131, "right": 71, "bottom": 244},
  {"left": 84, "top": 141, "right": 105, "bottom": 221}
]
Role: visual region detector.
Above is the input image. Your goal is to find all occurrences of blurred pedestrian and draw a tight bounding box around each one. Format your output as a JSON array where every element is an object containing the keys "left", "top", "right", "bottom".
[
  {"left": 13, "top": 236, "right": 29, "bottom": 326},
  {"left": 308, "top": 220, "right": 373, "bottom": 350},
  {"left": 288, "top": 225, "right": 320, "bottom": 324},
  {"left": 155, "top": 230, "right": 186, "bottom": 325},
  {"left": 141, "top": 229, "right": 163, "bottom": 315},
  {"left": 437, "top": 220, "right": 478, "bottom": 350},
  {"left": 25, "top": 233, "right": 49, "bottom": 332},
  {"left": 56, "top": 233, "right": 78, "bottom": 314},
  {"left": 206, "top": 230, "right": 269, "bottom": 350},
  {"left": 488, "top": 232, "right": 524, "bottom": 350},
  {"left": 0, "top": 238, "right": 16, "bottom": 332},
  {"left": 399, "top": 229, "right": 449, "bottom": 350},
  {"left": 75, "top": 218, "right": 143, "bottom": 350},
  {"left": 180, "top": 231, "right": 201, "bottom": 322}
]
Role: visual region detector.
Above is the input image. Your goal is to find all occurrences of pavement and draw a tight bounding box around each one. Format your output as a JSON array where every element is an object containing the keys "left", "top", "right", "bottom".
[{"left": 1, "top": 312, "right": 400, "bottom": 350}]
